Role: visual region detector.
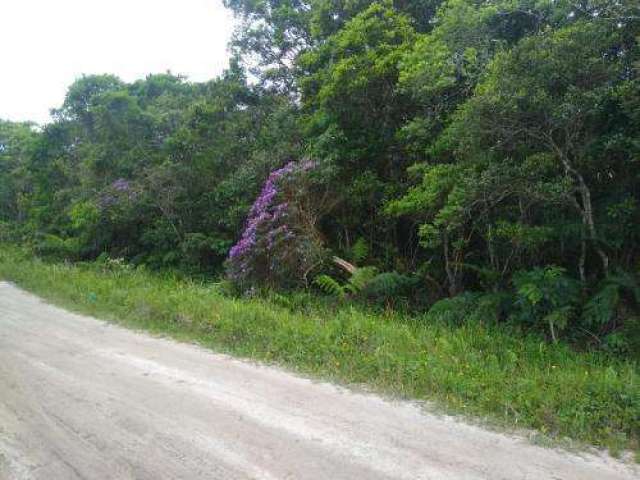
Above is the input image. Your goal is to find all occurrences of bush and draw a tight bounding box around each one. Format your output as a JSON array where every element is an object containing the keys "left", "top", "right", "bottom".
[
  {"left": 226, "top": 160, "right": 327, "bottom": 290},
  {"left": 423, "top": 291, "right": 512, "bottom": 326},
  {"left": 0, "top": 222, "right": 17, "bottom": 243},
  {"left": 314, "top": 266, "right": 419, "bottom": 307},
  {"left": 582, "top": 271, "right": 640, "bottom": 357},
  {"left": 361, "top": 271, "right": 419, "bottom": 304},
  {"left": 511, "top": 266, "right": 580, "bottom": 343},
  {"left": 33, "top": 233, "right": 81, "bottom": 261}
]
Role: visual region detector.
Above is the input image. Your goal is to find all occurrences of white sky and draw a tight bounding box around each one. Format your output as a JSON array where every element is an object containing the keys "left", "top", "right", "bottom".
[{"left": 0, "top": 0, "right": 235, "bottom": 125}]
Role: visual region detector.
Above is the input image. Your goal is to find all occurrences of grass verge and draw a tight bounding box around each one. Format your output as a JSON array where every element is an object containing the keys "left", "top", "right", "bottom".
[{"left": 0, "top": 245, "right": 638, "bottom": 456}]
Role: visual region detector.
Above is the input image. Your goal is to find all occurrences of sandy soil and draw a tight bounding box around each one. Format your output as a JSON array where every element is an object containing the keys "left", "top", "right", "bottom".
[{"left": 0, "top": 281, "right": 637, "bottom": 480}]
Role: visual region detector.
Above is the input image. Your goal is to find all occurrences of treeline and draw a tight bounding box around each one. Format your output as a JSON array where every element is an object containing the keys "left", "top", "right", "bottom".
[{"left": 1, "top": 0, "right": 639, "bottom": 353}]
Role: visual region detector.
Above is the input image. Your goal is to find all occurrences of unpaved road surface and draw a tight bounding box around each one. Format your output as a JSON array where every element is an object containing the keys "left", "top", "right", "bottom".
[{"left": 0, "top": 282, "right": 637, "bottom": 480}]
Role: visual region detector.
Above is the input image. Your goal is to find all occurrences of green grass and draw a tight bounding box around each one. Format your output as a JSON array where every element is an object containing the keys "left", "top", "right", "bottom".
[{"left": 1, "top": 245, "right": 638, "bottom": 456}]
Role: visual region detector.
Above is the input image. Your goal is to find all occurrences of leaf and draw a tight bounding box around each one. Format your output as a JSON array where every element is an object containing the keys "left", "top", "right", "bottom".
[
  {"left": 350, "top": 237, "right": 369, "bottom": 264},
  {"left": 313, "top": 274, "right": 346, "bottom": 298},
  {"left": 348, "top": 266, "right": 379, "bottom": 292}
]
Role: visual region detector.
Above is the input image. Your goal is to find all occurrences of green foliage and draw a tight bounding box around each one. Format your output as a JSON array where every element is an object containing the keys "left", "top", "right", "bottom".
[
  {"left": 0, "top": 120, "right": 38, "bottom": 224},
  {"left": 582, "top": 271, "right": 640, "bottom": 355},
  {"left": 0, "top": 222, "right": 17, "bottom": 243},
  {"left": 348, "top": 266, "right": 380, "bottom": 292},
  {"left": 69, "top": 201, "right": 100, "bottom": 237},
  {"left": 349, "top": 237, "right": 369, "bottom": 264},
  {"left": 362, "top": 271, "right": 418, "bottom": 300},
  {"left": 511, "top": 267, "right": 581, "bottom": 342},
  {"left": 314, "top": 266, "right": 417, "bottom": 306},
  {"left": 3, "top": 67, "right": 302, "bottom": 274},
  {"left": 34, "top": 234, "right": 81, "bottom": 261},
  {"left": 583, "top": 282, "right": 623, "bottom": 330},
  {"left": 424, "top": 292, "right": 482, "bottom": 324},
  {"left": 424, "top": 291, "right": 512, "bottom": 325},
  {"left": 314, "top": 274, "right": 348, "bottom": 298},
  {"left": 314, "top": 266, "right": 380, "bottom": 298}
]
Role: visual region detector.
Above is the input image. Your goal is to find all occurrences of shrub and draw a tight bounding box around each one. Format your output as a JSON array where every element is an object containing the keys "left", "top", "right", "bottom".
[
  {"left": 33, "top": 233, "right": 81, "bottom": 261},
  {"left": 0, "top": 221, "right": 17, "bottom": 243},
  {"left": 361, "top": 271, "right": 419, "bottom": 304},
  {"left": 511, "top": 266, "right": 580, "bottom": 343},
  {"left": 314, "top": 265, "right": 418, "bottom": 306},
  {"left": 582, "top": 270, "right": 640, "bottom": 356},
  {"left": 226, "top": 160, "right": 327, "bottom": 290},
  {"left": 424, "top": 292, "right": 482, "bottom": 324}
]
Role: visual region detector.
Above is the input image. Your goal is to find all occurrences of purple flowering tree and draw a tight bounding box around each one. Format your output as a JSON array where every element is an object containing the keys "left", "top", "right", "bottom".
[
  {"left": 98, "top": 178, "right": 137, "bottom": 210},
  {"left": 226, "top": 159, "right": 327, "bottom": 289}
]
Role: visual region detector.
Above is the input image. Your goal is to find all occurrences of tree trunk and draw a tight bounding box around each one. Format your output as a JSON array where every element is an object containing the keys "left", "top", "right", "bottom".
[
  {"left": 333, "top": 256, "right": 357, "bottom": 275},
  {"left": 578, "top": 221, "right": 587, "bottom": 284},
  {"left": 552, "top": 143, "right": 609, "bottom": 277},
  {"left": 575, "top": 173, "right": 609, "bottom": 276},
  {"left": 443, "top": 230, "right": 459, "bottom": 296}
]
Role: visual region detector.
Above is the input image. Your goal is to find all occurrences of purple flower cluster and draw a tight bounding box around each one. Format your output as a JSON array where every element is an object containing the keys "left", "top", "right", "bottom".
[
  {"left": 228, "top": 163, "right": 296, "bottom": 260},
  {"left": 227, "top": 160, "right": 317, "bottom": 286},
  {"left": 112, "top": 178, "right": 131, "bottom": 192},
  {"left": 98, "top": 178, "right": 136, "bottom": 209},
  {"left": 99, "top": 194, "right": 117, "bottom": 209}
]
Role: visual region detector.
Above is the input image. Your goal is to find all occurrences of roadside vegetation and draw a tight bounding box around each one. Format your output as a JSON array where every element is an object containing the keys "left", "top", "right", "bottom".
[{"left": 1, "top": 245, "right": 638, "bottom": 456}]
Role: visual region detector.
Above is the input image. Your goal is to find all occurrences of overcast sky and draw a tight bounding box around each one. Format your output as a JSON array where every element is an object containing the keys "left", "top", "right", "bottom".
[{"left": 0, "top": 0, "right": 235, "bottom": 125}]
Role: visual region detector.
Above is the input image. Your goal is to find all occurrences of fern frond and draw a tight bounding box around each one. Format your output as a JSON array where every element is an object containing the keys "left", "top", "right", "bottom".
[
  {"left": 313, "top": 274, "right": 346, "bottom": 298},
  {"left": 364, "top": 272, "right": 415, "bottom": 298},
  {"left": 350, "top": 238, "right": 369, "bottom": 264},
  {"left": 348, "top": 266, "right": 379, "bottom": 293},
  {"left": 583, "top": 270, "right": 640, "bottom": 328},
  {"left": 607, "top": 270, "right": 640, "bottom": 304},
  {"left": 582, "top": 283, "right": 619, "bottom": 327}
]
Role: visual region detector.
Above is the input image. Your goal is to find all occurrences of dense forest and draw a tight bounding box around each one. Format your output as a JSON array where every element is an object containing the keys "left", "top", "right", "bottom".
[{"left": 1, "top": 0, "right": 639, "bottom": 354}]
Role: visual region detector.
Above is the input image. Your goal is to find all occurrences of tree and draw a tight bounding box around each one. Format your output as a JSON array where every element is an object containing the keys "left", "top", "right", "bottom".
[
  {"left": 448, "top": 20, "right": 639, "bottom": 281},
  {"left": 0, "top": 120, "right": 38, "bottom": 225}
]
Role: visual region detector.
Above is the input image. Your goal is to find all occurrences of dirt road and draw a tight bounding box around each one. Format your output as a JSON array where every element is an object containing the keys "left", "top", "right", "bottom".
[{"left": 0, "top": 281, "right": 637, "bottom": 479}]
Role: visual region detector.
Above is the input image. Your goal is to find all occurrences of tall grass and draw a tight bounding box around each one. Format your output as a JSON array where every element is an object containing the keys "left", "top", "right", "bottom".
[{"left": 0, "top": 245, "right": 638, "bottom": 456}]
